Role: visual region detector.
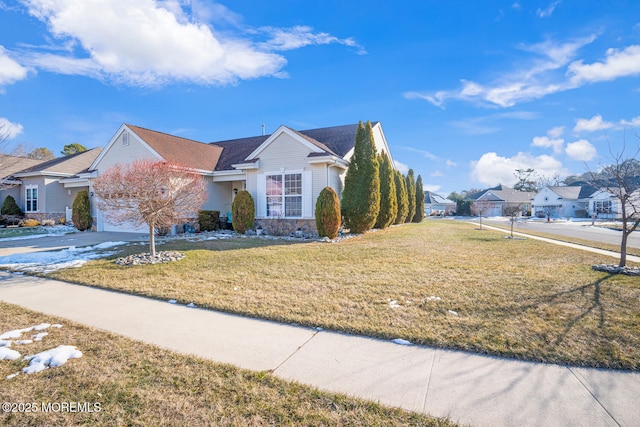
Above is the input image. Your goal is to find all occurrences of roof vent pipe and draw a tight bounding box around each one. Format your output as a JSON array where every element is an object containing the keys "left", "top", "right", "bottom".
[{"left": 262, "top": 123, "right": 265, "bottom": 136}]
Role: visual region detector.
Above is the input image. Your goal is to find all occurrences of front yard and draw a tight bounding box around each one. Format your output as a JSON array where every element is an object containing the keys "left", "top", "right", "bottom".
[{"left": 50, "top": 220, "right": 640, "bottom": 370}]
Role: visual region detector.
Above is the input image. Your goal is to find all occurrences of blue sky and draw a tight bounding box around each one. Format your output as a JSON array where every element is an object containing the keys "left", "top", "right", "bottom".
[{"left": 1, "top": 0, "right": 639, "bottom": 196}]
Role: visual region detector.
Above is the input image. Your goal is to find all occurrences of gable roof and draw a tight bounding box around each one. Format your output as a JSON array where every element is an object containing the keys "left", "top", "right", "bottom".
[
  {"left": 210, "top": 123, "right": 366, "bottom": 171},
  {"left": 12, "top": 148, "right": 102, "bottom": 177},
  {"left": 545, "top": 183, "right": 598, "bottom": 200},
  {"left": 126, "top": 125, "right": 222, "bottom": 172},
  {"left": 0, "top": 155, "right": 45, "bottom": 179},
  {"left": 477, "top": 185, "right": 535, "bottom": 203},
  {"left": 424, "top": 191, "right": 455, "bottom": 205}
]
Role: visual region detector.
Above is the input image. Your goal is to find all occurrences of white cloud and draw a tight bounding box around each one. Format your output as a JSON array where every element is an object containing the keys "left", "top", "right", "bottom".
[
  {"left": 257, "top": 26, "right": 366, "bottom": 55},
  {"left": 394, "top": 160, "right": 409, "bottom": 174},
  {"left": 537, "top": 1, "right": 560, "bottom": 18},
  {"left": 568, "top": 45, "right": 640, "bottom": 85},
  {"left": 620, "top": 116, "right": 640, "bottom": 128},
  {"left": 573, "top": 114, "right": 614, "bottom": 133},
  {"left": 446, "top": 159, "right": 458, "bottom": 167},
  {"left": 430, "top": 170, "right": 443, "bottom": 177},
  {"left": 405, "top": 35, "right": 595, "bottom": 108},
  {"left": 565, "top": 139, "right": 597, "bottom": 161},
  {"left": 14, "top": 0, "right": 361, "bottom": 87},
  {"left": 532, "top": 136, "right": 564, "bottom": 154},
  {"left": 470, "top": 152, "right": 565, "bottom": 187},
  {"left": 547, "top": 126, "right": 564, "bottom": 138},
  {"left": 0, "top": 117, "right": 24, "bottom": 139},
  {"left": 423, "top": 184, "right": 442, "bottom": 192},
  {"left": 400, "top": 146, "right": 439, "bottom": 161},
  {"left": 0, "top": 46, "right": 29, "bottom": 88}
]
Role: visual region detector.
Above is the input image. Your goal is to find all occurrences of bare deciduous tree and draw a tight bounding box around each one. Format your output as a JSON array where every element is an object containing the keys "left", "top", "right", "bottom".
[
  {"left": 589, "top": 142, "right": 640, "bottom": 267},
  {"left": 93, "top": 160, "right": 207, "bottom": 256}
]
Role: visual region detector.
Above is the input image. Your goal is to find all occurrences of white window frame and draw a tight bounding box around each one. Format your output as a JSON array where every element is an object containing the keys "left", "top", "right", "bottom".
[
  {"left": 594, "top": 200, "right": 613, "bottom": 214},
  {"left": 25, "top": 184, "right": 39, "bottom": 212},
  {"left": 265, "top": 171, "right": 303, "bottom": 218}
]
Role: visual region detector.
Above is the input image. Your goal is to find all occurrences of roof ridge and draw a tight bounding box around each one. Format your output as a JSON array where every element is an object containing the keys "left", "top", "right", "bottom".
[{"left": 126, "top": 124, "right": 209, "bottom": 146}]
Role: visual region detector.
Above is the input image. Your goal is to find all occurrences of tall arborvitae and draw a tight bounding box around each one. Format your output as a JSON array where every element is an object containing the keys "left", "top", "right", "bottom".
[
  {"left": 341, "top": 121, "right": 380, "bottom": 233},
  {"left": 72, "top": 190, "right": 92, "bottom": 231},
  {"left": 413, "top": 175, "right": 425, "bottom": 223},
  {"left": 315, "top": 187, "right": 341, "bottom": 239},
  {"left": 375, "top": 152, "right": 397, "bottom": 229},
  {"left": 393, "top": 170, "right": 409, "bottom": 224},
  {"left": 405, "top": 169, "right": 416, "bottom": 223}
]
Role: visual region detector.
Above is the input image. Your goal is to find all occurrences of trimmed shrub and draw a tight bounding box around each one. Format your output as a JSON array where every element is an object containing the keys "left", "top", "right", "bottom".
[
  {"left": 413, "top": 175, "right": 425, "bottom": 223},
  {"left": 394, "top": 170, "right": 409, "bottom": 224},
  {"left": 19, "top": 218, "right": 41, "bottom": 227},
  {"left": 375, "top": 153, "right": 397, "bottom": 229},
  {"left": 198, "top": 210, "right": 220, "bottom": 232},
  {"left": 1, "top": 195, "right": 23, "bottom": 216},
  {"left": 72, "top": 190, "right": 92, "bottom": 231},
  {"left": 315, "top": 187, "right": 341, "bottom": 239},
  {"left": 341, "top": 121, "right": 380, "bottom": 233},
  {"left": 231, "top": 190, "right": 254, "bottom": 234}
]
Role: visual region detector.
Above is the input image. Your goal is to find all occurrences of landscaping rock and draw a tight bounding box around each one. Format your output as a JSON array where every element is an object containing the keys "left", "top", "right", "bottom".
[
  {"left": 115, "top": 251, "right": 185, "bottom": 266},
  {"left": 591, "top": 264, "right": 640, "bottom": 276}
]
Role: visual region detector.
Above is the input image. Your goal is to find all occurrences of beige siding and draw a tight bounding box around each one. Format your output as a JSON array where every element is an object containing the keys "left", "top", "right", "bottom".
[
  {"left": 20, "top": 177, "right": 45, "bottom": 213},
  {"left": 258, "top": 133, "right": 312, "bottom": 172},
  {"left": 96, "top": 130, "right": 158, "bottom": 172},
  {"left": 44, "top": 178, "right": 77, "bottom": 214},
  {"left": 205, "top": 181, "right": 234, "bottom": 214}
]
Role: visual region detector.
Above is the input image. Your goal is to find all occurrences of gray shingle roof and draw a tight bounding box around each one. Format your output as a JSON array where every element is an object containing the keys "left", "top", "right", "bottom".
[
  {"left": 12, "top": 148, "right": 102, "bottom": 176},
  {"left": 0, "top": 155, "right": 45, "bottom": 179},
  {"left": 210, "top": 123, "right": 365, "bottom": 171}
]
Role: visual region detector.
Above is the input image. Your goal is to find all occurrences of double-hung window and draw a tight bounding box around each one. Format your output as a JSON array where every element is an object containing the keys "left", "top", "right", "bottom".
[
  {"left": 266, "top": 172, "right": 302, "bottom": 218},
  {"left": 25, "top": 185, "right": 38, "bottom": 212}
]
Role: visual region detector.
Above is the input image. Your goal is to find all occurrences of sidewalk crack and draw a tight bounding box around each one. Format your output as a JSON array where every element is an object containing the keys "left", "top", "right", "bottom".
[
  {"left": 568, "top": 367, "right": 621, "bottom": 427},
  {"left": 270, "top": 329, "right": 320, "bottom": 374}
]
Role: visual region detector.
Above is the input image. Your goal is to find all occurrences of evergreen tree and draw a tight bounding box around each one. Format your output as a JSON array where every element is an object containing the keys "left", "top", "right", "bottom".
[
  {"left": 394, "top": 170, "right": 409, "bottom": 224},
  {"left": 315, "top": 187, "right": 341, "bottom": 239},
  {"left": 375, "top": 152, "right": 397, "bottom": 229},
  {"left": 1, "top": 195, "right": 23, "bottom": 216},
  {"left": 72, "top": 190, "right": 92, "bottom": 231},
  {"left": 231, "top": 190, "right": 255, "bottom": 234},
  {"left": 405, "top": 169, "right": 416, "bottom": 223},
  {"left": 341, "top": 121, "right": 380, "bottom": 233},
  {"left": 62, "top": 143, "right": 88, "bottom": 156},
  {"left": 413, "top": 175, "right": 425, "bottom": 222}
]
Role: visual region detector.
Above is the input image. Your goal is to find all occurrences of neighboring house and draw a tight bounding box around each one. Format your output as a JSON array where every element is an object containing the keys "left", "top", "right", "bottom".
[
  {"left": 1, "top": 155, "right": 45, "bottom": 208},
  {"left": 424, "top": 191, "right": 455, "bottom": 216},
  {"left": 1, "top": 149, "right": 102, "bottom": 222},
  {"left": 470, "top": 185, "right": 535, "bottom": 216},
  {"left": 531, "top": 183, "right": 598, "bottom": 219},
  {"left": 88, "top": 122, "right": 393, "bottom": 233}
]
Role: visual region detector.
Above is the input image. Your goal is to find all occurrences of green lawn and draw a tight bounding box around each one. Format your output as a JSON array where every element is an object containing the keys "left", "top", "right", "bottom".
[{"left": 51, "top": 220, "right": 640, "bottom": 370}]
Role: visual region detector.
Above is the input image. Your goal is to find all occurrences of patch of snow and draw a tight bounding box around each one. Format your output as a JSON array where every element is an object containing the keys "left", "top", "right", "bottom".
[
  {"left": 168, "top": 299, "right": 177, "bottom": 304},
  {"left": 186, "top": 303, "right": 197, "bottom": 308},
  {"left": 6, "top": 372, "right": 20, "bottom": 380},
  {"left": 0, "top": 347, "right": 21, "bottom": 360},
  {"left": 33, "top": 323, "right": 51, "bottom": 331},
  {"left": 0, "top": 327, "right": 33, "bottom": 340},
  {"left": 51, "top": 324, "right": 63, "bottom": 328},
  {"left": 22, "top": 345, "right": 82, "bottom": 374},
  {"left": 392, "top": 338, "right": 412, "bottom": 346},
  {"left": 0, "top": 340, "right": 11, "bottom": 347},
  {"left": 0, "top": 225, "right": 78, "bottom": 242},
  {"left": 0, "top": 241, "right": 126, "bottom": 273},
  {"left": 426, "top": 296, "right": 441, "bottom": 302},
  {"left": 15, "top": 340, "right": 33, "bottom": 345},
  {"left": 32, "top": 332, "right": 48, "bottom": 341},
  {"left": 448, "top": 310, "right": 459, "bottom": 316},
  {"left": 389, "top": 299, "right": 401, "bottom": 308},
  {"left": 315, "top": 327, "right": 323, "bottom": 332}
]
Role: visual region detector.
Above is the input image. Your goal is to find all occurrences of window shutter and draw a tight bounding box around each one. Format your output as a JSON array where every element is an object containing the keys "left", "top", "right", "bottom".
[
  {"left": 257, "top": 173, "right": 266, "bottom": 217},
  {"left": 302, "top": 170, "right": 313, "bottom": 218}
]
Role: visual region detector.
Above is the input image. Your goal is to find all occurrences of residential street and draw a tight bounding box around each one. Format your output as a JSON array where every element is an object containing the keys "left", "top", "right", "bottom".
[{"left": 480, "top": 218, "right": 640, "bottom": 249}]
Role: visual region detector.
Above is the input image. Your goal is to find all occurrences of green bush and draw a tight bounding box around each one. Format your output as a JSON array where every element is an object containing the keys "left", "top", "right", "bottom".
[
  {"left": 375, "top": 153, "right": 397, "bottom": 229},
  {"left": 72, "top": 190, "right": 92, "bottom": 231},
  {"left": 315, "top": 187, "right": 341, "bottom": 239},
  {"left": 198, "top": 210, "right": 220, "bottom": 232},
  {"left": 1, "top": 195, "right": 23, "bottom": 216},
  {"left": 231, "top": 190, "right": 254, "bottom": 234}
]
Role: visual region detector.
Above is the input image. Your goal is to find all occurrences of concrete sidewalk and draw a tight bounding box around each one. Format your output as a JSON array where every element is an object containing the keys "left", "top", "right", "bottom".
[{"left": 0, "top": 272, "right": 637, "bottom": 427}]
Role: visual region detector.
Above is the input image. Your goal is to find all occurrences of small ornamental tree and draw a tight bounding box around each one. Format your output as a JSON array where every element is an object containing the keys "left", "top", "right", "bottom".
[
  {"left": 62, "top": 143, "right": 88, "bottom": 156},
  {"left": 405, "top": 169, "right": 416, "bottom": 223},
  {"left": 93, "top": 160, "right": 207, "bottom": 257},
  {"left": 375, "top": 152, "right": 397, "bottom": 229},
  {"left": 394, "top": 170, "right": 409, "bottom": 224},
  {"left": 1, "top": 195, "right": 23, "bottom": 216},
  {"left": 341, "top": 121, "right": 380, "bottom": 233},
  {"left": 315, "top": 187, "right": 341, "bottom": 239},
  {"left": 413, "top": 175, "right": 425, "bottom": 223},
  {"left": 71, "top": 190, "right": 92, "bottom": 231},
  {"left": 231, "top": 190, "right": 255, "bottom": 234}
]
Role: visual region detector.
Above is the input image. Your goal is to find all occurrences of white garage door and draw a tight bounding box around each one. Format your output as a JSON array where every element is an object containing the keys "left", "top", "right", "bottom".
[{"left": 97, "top": 209, "right": 148, "bottom": 233}]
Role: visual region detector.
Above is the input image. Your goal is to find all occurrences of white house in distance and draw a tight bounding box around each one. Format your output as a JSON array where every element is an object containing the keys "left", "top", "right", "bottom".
[
  {"left": 84, "top": 122, "right": 394, "bottom": 232},
  {"left": 424, "top": 191, "right": 455, "bottom": 216},
  {"left": 531, "top": 184, "right": 599, "bottom": 219}
]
